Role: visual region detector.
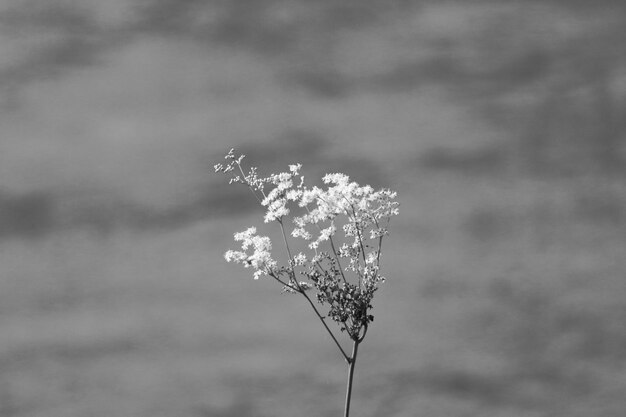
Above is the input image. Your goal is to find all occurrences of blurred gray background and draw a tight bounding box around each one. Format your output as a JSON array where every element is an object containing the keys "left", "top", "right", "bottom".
[{"left": 1, "top": 1, "right": 626, "bottom": 416}]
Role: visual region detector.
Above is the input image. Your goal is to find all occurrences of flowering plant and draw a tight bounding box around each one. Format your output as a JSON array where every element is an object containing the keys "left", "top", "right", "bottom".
[{"left": 215, "top": 149, "right": 399, "bottom": 417}]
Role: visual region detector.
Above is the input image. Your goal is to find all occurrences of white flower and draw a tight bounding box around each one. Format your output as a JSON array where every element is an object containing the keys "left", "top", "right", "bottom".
[
  {"left": 319, "top": 222, "right": 336, "bottom": 241},
  {"left": 308, "top": 222, "right": 336, "bottom": 250},
  {"left": 261, "top": 188, "right": 281, "bottom": 206},
  {"left": 277, "top": 178, "right": 293, "bottom": 191},
  {"left": 285, "top": 189, "right": 302, "bottom": 201},
  {"left": 292, "top": 252, "right": 307, "bottom": 266},
  {"left": 365, "top": 251, "right": 379, "bottom": 265},
  {"left": 234, "top": 227, "right": 257, "bottom": 247},
  {"left": 247, "top": 236, "right": 275, "bottom": 269},
  {"left": 299, "top": 187, "right": 321, "bottom": 207},
  {"left": 343, "top": 223, "right": 357, "bottom": 237},
  {"left": 224, "top": 250, "right": 247, "bottom": 263},
  {"left": 264, "top": 199, "right": 289, "bottom": 222},
  {"left": 322, "top": 173, "right": 349, "bottom": 185},
  {"left": 291, "top": 227, "right": 312, "bottom": 240},
  {"left": 338, "top": 243, "right": 357, "bottom": 258},
  {"left": 369, "top": 228, "right": 388, "bottom": 239},
  {"left": 219, "top": 151, "right": 399, "bottom": 300},
  {"left": 226, "top": 228, "right": 277, "bottom": 279}
]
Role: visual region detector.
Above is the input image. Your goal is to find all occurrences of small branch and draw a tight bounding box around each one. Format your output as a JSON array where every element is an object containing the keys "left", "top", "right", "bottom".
[
  {"left": 268, "top": 272, "right": 298, "bottom": 292},
  {"left": 300, "top": 291, "right": 350, "bottom": 363}
]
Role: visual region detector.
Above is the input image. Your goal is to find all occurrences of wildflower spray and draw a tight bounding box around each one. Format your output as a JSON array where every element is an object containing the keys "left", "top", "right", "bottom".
[{"left": 216, "top": 149, "right": 399, "bottom": 417}]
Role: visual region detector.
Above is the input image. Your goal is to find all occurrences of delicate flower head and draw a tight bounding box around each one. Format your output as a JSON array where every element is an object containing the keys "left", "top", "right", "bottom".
[
  {"left": 224, "top": 249, "right": 247, "bottom": 263},
  {"left": 226, "top": 227, "right": 277, "bottom": 279},
  {"left": 307, "top": 222, "right": 337, "bottom": 250},
  {"left": 365, "top": 251, "right": 379, "bottom": 265},
  {"left": 299, "top": 186, "right": 321, "bottom": 207},
  {"left": 234, "top": 227, "right": 257, "bottom": 244},
  {"left": 286, "top": 189, "right": 302, "bottom": 202},
  {"left": 292, "top": 252, "right": 307, "bottom": 266},
  {"left": 370, "top": 227, "right": 388, "bottom": 239},
  {"left": 322, "top": 173, "right": 350, "bottom": 186},
  {"left": 264, "top": 199, "right": 289, "bottom": 223},
  {"left": 292, "top": 227, "right": 312, "bottom": 240}
]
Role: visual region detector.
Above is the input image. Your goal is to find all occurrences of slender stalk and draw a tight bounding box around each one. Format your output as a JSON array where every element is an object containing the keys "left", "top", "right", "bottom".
[
  {"left": 344, "top": 340, "right": 359, "bottom": 417},
  {"left": 301, "top": 290, "right": 350, "bottom": 363}
]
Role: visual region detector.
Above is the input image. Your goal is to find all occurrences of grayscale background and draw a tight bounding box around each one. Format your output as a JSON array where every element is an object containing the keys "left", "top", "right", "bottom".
[{"left": 1, "top": 1, "right": 625, "bottom": 416}]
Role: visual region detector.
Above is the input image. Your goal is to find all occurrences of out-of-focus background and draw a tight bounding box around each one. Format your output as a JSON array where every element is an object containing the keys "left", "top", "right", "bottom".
[{"left": 1, "top": 1, "right": 626, "bottom": 416}]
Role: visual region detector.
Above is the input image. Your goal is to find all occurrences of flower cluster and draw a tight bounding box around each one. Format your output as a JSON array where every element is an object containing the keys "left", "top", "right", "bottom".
[
  {"left": 224, "top": 227, "right": 277, "bottom": 280},
  {"left": 216, "top": 149, "right": 399, "bottom": 340}
]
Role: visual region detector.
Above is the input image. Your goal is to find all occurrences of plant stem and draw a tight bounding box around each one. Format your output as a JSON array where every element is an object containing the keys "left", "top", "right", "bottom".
[
  {"left": 344, "top": 339, "right": 359, "bottom": 417},
  {"left": 301, "top": 290, "right": 351, "bottom": 363}
]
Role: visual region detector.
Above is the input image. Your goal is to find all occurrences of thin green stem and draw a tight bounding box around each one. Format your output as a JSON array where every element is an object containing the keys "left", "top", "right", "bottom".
[{"left": 344, "top": 340, "right": 359, "bottom": 417}]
